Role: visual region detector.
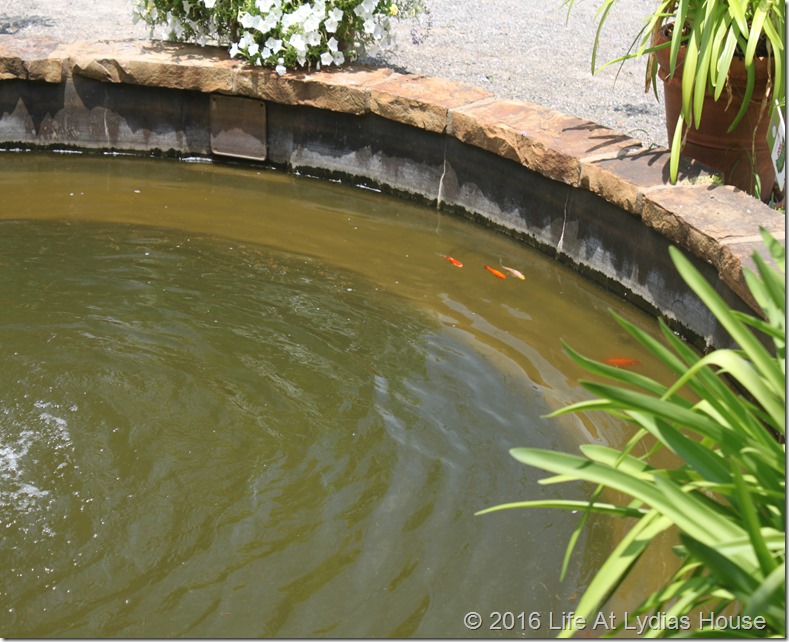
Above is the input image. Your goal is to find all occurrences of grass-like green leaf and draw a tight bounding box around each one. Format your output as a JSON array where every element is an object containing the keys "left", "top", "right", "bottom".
[
  {"left": 670, "top": 246, "right": 783, "bottom": 395},
  {"left": 680, "top": 534, "right": 760, "bottom": 597},
  {"left": 743, "top": 562, "right": 786, "bottom": 620},
  {"left": 475, "top": 498, "right": 644, "bottom": 519},
  {"left": 511, "top": 448, "right": 746, "bottom": 548},
  {"left": 564, "top": 510, "right": 674, "bottom": 638}
]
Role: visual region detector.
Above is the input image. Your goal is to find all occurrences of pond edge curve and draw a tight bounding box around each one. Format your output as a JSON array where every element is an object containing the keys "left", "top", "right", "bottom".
[{"left": 0, "top": 35, "right": 784, "bottom": 349}]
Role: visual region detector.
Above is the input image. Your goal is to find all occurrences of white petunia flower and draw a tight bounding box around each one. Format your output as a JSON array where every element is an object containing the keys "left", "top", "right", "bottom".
[
  {"left": 312, "top": 0, "right": 327, "bottom": 17},
  {"left": 325, "top": 7, "right": 343, "bottom": 32},
  {"left": 327, "top": 36, "right": 339, "bottom": 53},
  {"left": 282, "top": 4, "right": 309, "bottom": 30},
  {"left": 289, "top": 33, "right": 307, "bottom": 55},
  {"left": 305, "top": 30, "right": 321, "bottom": 46},
  {"left": 247, "top": 41, "right": 260, "bottom": 57},
  {"left": 354, "top": 0, "right": 377, "bottom": 19},
  {"left": 240, "top": 31, "right": 256, "bottom": 49},
  {"left": 166, "top": 12, "right": 184, "bottom": 39},
  {"left": 275, "top": 57, "right": 286, "bottom": 75},
  {"left": 239, "top": 12, "right": 256, "bottom": 29},
  {"left": 281, "top": 12, "right": 296, "bottom": 30},
  {"left": 333, "top": 50, "right": 345, "bottom": 65},
  {"left": 202, "top": 0, "right": 216, "bottom": 8},
  {"left": 261, "top": 12, "right": 280, "bottom": 31},
  {"left": 304, "top": 13, "right": 321, "bottom": 33},
  {"left": 264, "top": 37, "right": 283, "bottom": 54},
  {"left": 256, "top": 0, "right": 280, "bottom": 11},
  {"left": 373, "top": 21, "right": 389, "bottom": 42},
  {"left": 229, "top": 41, "right": 241, "bottom": 58},
  {"left": 320, "top": 51, "right": 334, "bottom": 66},
  {"left": 252, "top": 16, "right": 266, "bottom": 33}
]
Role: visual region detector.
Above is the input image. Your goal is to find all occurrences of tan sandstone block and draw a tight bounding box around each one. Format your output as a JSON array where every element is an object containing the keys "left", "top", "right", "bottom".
[
  {"left": 67, "top": 40, "right": 237, "bottom": 93},
  {"left": 643, "top": 184, "right": 784, "bottom": 270},
  {"left": 0, "top": 34, "right": 65, "bottom": 82},
  {"left": 65, "top": 40, "right": 395, "bottom": 115},
  {"left": 717, "top": 236, "right": 785, "bottom": 311},
  {"left": 643, "top": 184, "right": 784, "bottom": 315},
  {"left": 235, "top": 64, "right": 394, "bottom": 114},
  {"left": 581, "top": 148, "right": 721, "bottom": 215},
  {"left": 448, "top": 98, "right": 640, "bottom": 186},
  {"left": 369, "top": 74, "right": 492, "bottom": 133}
]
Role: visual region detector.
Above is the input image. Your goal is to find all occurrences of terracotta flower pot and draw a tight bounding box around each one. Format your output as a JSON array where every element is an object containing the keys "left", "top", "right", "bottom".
[{"left": 654, "top": 26, "right": 777, "bottom": 201}]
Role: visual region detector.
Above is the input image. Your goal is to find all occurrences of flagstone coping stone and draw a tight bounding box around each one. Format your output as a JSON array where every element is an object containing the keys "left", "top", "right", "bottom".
[{"left": 0, "top": 34, "right": 782, "bottom": 340}]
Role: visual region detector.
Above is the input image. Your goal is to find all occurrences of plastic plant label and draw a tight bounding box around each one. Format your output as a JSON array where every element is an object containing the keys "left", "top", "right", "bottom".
[{"left": 767, "top": 101, "right": 785, "bottom": 191}]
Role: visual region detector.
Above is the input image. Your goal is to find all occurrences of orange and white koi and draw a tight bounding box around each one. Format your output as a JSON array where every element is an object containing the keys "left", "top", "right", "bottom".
[
  {"left": 484, "top": 265, "right": 507, "bottom": 279},
  {"left": 443, "top": 255, "right": 463, "bottom": 268},
  {"left": 501, "top": 265, "right": 525, "bottom": 280},
  {"left": 603, "top": 357, "right": 640, "bottom": 368}
]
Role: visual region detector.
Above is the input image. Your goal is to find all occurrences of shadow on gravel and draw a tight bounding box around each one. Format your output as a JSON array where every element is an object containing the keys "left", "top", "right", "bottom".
[{"left": 0, "top": 15, "right": 55, "bottom": 35}]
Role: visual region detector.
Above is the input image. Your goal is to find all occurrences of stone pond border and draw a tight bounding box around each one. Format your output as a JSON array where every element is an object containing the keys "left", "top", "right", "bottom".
[{"left": 0, "top": 36, "right": 784, "bottom": 349}]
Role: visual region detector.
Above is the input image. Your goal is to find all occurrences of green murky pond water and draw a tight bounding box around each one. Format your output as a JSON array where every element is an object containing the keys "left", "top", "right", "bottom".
[{"left": 1, "top": 154, "right": 669, "bottom": 637}]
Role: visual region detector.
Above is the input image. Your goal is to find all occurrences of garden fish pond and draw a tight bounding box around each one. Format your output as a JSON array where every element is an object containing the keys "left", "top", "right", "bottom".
[{"left": 1, "top": 152, "right": 675, "bottom": 637}]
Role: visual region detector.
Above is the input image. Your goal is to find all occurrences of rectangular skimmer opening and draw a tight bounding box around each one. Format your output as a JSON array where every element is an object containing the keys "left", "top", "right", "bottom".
[{"left": 210, "top": 95, "right": 267, "bottom": 161}]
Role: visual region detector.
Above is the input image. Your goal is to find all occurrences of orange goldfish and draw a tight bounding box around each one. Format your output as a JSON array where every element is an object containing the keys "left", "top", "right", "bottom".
[
  {"left": 443, "top": 255, "right": 463, "bottom": 268},
  {"left": 484, "top": 265, "right": 507, "bottom": 279},
  {"left": 501, "top": 265, "right": 525, "bottom": 280},
  {"left": 603, "top": 357, "right": 640, "bottom": 368}
]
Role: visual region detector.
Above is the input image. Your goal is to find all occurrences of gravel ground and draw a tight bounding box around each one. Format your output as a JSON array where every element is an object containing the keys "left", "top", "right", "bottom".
[{"left": 0, "top": 0, "right": 668, "bottom": 147}]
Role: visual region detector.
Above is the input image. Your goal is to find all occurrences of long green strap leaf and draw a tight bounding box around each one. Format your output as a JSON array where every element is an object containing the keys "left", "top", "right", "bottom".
[
  {"left": 669, "top": 112, "right": 684, "bottom": 182},
  {"left": 691, "top": 0, "right": 721, "bottom": 128},
  {"left": 475, "top": 498, "right": 645, "bottom": 519},
  {"left": 670, "top": 0, "right": 689, "bottom": 73},
  {"left": 624, "top": 411, "right": 731, "bottom": 483},
  {"left": 669, "top": 247, "right": 783, "bottom": 397},
  {"left": 579, "top": 381, "right": 748, "bottom": 451},
  {"left": 762, "top": 18, "right": 784, "bottom": 102},
  {"left": 560, "top": 510, "right": 673, "bottom": 638},
  {"left": 745, "top": 2, "right": 769, "bottom": 66},
  {"left": 680, "top": 534, "right": 759, "bottom": 596},
  {"left": 743, "top": 561, "right": 786, "bottom": 620},
  {"left": 732, "top": 463, "right": 778, "bottom": 577},
  {"left": 510, "top": 448, "right": 746, "bottom": 547},
  {"left": 682, "top": 17, "right": 702, "bottom": 125},
  {"left": 714, "top": 23, "right": 739, "bottom": 100},
  {"left": 663, "top": 350, "right": 785, "bottom": 436},
  {"left": 727, "top": 0, "right": 749, "bottom": 35}
]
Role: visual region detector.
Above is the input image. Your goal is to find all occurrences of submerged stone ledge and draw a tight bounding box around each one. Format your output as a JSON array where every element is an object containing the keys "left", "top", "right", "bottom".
[{"left": 0, "top": 34, "right": 783, "bottom": 347}]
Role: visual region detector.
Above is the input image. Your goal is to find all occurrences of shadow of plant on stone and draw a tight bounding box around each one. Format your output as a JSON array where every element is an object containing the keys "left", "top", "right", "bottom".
[{"left": 0, "top": 15, "right": 54, "bottom": 36}]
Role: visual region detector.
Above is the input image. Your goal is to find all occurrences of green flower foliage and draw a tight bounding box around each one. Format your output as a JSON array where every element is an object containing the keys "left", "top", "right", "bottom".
[{"left": 480, "top": 229, "right": 785, "bottom": 637}]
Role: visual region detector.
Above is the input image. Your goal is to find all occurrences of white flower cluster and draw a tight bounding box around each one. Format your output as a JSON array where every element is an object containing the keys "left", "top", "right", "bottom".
[
  {"left": 231, "top": 0, "right": 394, "bottom": 75},
  {"left": 134, "top": 0, "right": 222, "bottom": 47},
  {"left": 134, "top": 0, "right": 415, "bottom": 75}
]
